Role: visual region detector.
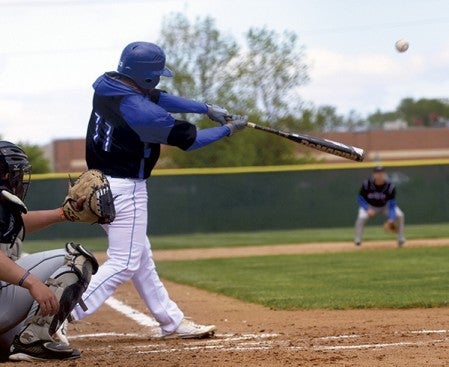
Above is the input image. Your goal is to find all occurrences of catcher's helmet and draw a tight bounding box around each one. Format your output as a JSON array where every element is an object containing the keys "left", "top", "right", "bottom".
[
  {"left": 117, "top": 42, "right": 173, "bottom": 90},
  {"left": 0, "top": 141, "right": 31, "bottom": 200}
]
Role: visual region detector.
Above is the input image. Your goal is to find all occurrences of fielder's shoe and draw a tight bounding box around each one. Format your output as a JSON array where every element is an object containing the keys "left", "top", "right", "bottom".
[
  {"left": 354, "top": 242, "right": 361, "bottom": 247},
  {"left": 9, "top": 336, "right": 80, "bottom": 362},
  {"left": 53, "top": 319, "right": 69, "bottom": 345},
  {"left": 163, "top": 319, "right": 216, "bottom": 339},
  {"left": 398, "top": 239, "right": 406, "bottom": 248}
]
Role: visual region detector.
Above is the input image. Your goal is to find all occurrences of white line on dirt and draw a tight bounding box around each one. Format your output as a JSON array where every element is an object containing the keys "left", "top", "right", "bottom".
[
  {"left": 69, "top": 332, "right": 142, "bottom": 339},
  {"left": 302, "top": 338, "right": 448, "bottom": 351},
  {"left": 105, "top": 297, "right": 160, "bottom": 329},
  {"left": 316, "top": 334, "right": 361, "bottom": 340},
  {"left": 99, "top": 297, "right": 449, "bottom": 353}
]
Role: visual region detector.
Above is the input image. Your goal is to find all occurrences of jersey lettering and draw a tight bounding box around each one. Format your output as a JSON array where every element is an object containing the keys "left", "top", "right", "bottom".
[{"left": 93, "top": 112, "right": 114, "bottom": 152}]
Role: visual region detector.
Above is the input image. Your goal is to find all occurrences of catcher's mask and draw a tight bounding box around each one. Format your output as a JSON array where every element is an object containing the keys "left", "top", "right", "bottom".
[{"left": 0, "top": 141, "right": 31, "bottom": 201}]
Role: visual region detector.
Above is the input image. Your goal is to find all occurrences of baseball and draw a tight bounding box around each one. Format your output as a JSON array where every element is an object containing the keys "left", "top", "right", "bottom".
[{"left": 395, "top": 39, "right": 409, "bottom": 53}]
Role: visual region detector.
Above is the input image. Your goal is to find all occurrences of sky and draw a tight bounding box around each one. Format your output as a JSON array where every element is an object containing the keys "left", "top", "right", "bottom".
[{"left": 1, "top": 0, "right": 448, "bottom": 144}]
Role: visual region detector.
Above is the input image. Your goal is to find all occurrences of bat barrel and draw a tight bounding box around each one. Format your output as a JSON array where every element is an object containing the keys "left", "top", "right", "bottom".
[{"left": 247, "top": 122, "right": 365, "bottom": 162}]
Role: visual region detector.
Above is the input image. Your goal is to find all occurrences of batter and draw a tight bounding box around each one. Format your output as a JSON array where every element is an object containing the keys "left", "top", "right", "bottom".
[{"left": 71, "top": 41, "right": 247, "bottom": 338}]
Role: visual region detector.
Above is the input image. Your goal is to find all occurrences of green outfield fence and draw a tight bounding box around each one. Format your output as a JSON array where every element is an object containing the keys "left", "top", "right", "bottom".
[{"left": 26, "top": 159, "right": 449, "bottom": 240}]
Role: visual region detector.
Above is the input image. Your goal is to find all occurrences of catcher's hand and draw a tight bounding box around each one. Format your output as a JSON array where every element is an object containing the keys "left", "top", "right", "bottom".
[
  {"left": 383, "top": 220, "right": 398, "bottom": 233},
  {"left": 62, "top": 169, "right": 115, "bottom": 224}
]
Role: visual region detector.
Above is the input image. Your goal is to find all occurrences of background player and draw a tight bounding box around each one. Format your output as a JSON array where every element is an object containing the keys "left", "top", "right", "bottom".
[
  {"left": 71, "top": 41, "right": 247, "bottom": 338},
  {"left": 354, "top": 165, "right": 405, "bottom": 247},
  {"left": 0, "top": 141, "right": 99, "bottom": 361}
]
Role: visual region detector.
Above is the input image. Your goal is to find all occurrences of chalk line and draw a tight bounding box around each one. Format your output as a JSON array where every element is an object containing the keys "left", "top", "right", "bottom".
[{"left": 105, "top": 296, "right": 160, "bottom": 329}]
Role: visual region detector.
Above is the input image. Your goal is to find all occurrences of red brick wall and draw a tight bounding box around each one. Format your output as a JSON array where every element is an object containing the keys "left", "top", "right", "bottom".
[
  {"left": 306, "top": 128, "right": 449, "bottom": 161},
  {"left": 52, "top": 139, "right": 86, "bottom": 172}
]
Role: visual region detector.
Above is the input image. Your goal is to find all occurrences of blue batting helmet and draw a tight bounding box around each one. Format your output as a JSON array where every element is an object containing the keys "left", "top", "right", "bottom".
[{"left": 117, "top": 42, "right": 173, "bottom": 90}]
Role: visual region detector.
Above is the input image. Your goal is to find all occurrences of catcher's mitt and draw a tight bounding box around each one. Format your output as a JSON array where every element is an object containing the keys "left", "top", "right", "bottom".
[
  {"left": 62, "top": 169, "right": 115, "bottom": 224},
  {"left": 383, "top": 220, "right": 398, "bottom": 233}
]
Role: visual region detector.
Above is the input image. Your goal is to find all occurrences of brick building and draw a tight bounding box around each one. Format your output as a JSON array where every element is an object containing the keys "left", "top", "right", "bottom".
[
  {"left": 43, "top": 138, "right": 86, "bottom": 173},
  {"left": 44, "top": 128, "right": 449, "bottom": 172},
  {"left": 312, "top": 128, "right": 449, "bottom": 162}
]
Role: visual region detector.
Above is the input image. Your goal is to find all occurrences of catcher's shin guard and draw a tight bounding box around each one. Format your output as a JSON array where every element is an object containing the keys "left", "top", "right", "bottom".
[
  {"left": 19, "top": 243, "right": 99, "bottom": 343},
  {"left": 48, "top": 243, "right": 99, "bottom": 335}
]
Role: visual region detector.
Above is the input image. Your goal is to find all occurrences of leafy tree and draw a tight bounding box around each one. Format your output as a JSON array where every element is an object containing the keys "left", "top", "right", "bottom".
[
  {"left": 234, "top": 27, "right": 309, "bottom": 123},
  {"left": 18, "top": 142, "right": 51, "bottom": 173},
  {"left": 157, "top": 13, "right": 311, "bottom": 167},
  {"left": 367, "top": 109, "right": 400, "bottom": 129},
  {"left": 158, "top": 13, "right": 239, "bottom": 113},
  {"left": 397, "top": 98, "right": 449, "bottom": 127},
  {"left": 365, "top": 98, "right": 449, "bottom": 129}
]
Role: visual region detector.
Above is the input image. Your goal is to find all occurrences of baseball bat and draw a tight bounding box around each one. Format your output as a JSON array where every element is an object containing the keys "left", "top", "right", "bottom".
[{"left": 247, "top": 122, "right": 365, "bottom": 162}]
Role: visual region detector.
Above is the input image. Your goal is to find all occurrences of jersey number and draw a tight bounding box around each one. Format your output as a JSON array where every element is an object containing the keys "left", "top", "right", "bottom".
[{"left": 93, "top": 112, "right": 114, "bottom": 152}]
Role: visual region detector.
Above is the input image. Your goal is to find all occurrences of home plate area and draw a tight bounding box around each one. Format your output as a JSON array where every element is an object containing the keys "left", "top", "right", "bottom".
[
  {"left": 72, "top": 329, "right": 449, "bottom": 355},
  {"left": 52, "top": 288, "right": 449, "bottom": 367}
]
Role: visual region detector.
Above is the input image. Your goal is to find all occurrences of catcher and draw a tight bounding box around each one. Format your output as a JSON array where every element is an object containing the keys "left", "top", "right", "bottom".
[
  {"left": 354, "top": 166, "right": 405, "bottom": 247},
  {"left": 0, "top": 141, "right": 114, "bottom": 361}
]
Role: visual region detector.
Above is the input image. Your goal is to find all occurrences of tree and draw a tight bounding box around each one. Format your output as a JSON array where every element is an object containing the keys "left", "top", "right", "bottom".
[
  {"left": 157, "top": 13, "right": 312, "bottom": 168},
  {"left": 18, "top": 142, "right": 51, "bottom": 173},
  {"left": 367, "top": 109, "right": 400, "bottom": 130},
  {"left": 234, "top": 28, "right": 309, "bottom": 123},
  {"left": 397, "top": 98, "right": 449, "bottom": 127},
  {"left": 158, "top": 13, "right": 239, "bottom": 110}
]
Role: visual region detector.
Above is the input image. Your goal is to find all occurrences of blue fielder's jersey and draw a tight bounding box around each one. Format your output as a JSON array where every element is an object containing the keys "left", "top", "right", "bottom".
[
  {"left": 86, "top": 72, "right": 211, "bottom": 179},
  {"left": 359, "top": 178, "right": 396, "bottom": 208}
]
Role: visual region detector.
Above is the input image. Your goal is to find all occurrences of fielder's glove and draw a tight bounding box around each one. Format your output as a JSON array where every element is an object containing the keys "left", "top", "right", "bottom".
[
  {"left": 383, "top": 220, "right": 398, "bottom": 233},
  {"left": 206, "top": 104, "right": 229, "bottom": 125},
  {"left": 62, "top": 169, "right": 115, "bottom": 224},
  {"left": 225, "top": 115, "right": 248, "bottom": 135}
]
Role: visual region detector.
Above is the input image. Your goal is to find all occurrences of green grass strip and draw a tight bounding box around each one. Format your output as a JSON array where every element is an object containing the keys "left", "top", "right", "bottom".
[
  {"left": 157, "top": 247, "right": 449, "bottom": 310},
  {"left": 24, "top": 222, "right": 449, "bottom": 253}
]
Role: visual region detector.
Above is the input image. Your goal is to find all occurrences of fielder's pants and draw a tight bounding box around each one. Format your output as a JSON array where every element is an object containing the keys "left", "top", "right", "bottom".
[
  {"left": 0, "top": 249, "right": 66, "bottom": 352},
  {"left": 72, "top": 177, "right": 184, "bottom": 334},
  {"left": 354, "top": 206, "right": 405, "bottom": 244}
]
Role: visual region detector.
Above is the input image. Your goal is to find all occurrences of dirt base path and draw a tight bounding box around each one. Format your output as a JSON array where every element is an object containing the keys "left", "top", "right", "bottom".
[
  {"left": 152, "top": 238, "right": 449, "bottom": 261},
  {"left": 3, "top": 239, "right": 449, "bottom": 366}
]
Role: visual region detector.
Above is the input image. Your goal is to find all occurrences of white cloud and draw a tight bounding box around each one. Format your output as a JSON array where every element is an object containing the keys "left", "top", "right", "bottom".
[{"left": 300, "top": 46, "right": 449, "bottom": 115}]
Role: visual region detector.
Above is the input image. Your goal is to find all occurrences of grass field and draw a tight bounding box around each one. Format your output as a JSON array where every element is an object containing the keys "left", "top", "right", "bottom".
[
  {"left": 24, "top": 222, "right": 449, "bottom": 253},
  {"left": 23, "top": 223, "right": 449, "bottom": 310},
  {"left": 157, "top": 247, "right": 449, "bottom": 310}
]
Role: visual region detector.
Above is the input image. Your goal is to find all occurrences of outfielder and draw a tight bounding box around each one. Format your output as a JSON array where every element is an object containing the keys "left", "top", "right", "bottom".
[
  {"left": 0, "top": 141, "right": 104, "bottom": 361},
  {"left": 354, "top": 166, "right": 405, "bottom": 247},
  {"left": 71, "top": 41, "right": 247, "bottom": 338}
]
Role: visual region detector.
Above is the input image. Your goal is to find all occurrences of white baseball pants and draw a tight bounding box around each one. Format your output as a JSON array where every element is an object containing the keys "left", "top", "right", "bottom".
[
  {"left": 354, "top": 205, "right": 405, "bottom": 244},
  {"left": 72, "top": 177, "right": 184, "bottom": 334}
]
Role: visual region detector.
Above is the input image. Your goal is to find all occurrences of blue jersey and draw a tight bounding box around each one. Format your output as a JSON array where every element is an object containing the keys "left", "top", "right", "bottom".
[
  {"left": 86, "top": 72, "right": 230, "bottom": 179},
  {"left": 357, "top": 178, "right": 397, "bottom": 220}
]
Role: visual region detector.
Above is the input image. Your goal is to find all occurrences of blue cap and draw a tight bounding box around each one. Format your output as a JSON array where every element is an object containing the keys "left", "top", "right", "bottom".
[
  {"left": 117, "top": 42, "right": 173, "bottom": 89},
  {"left": 373, "top": 165, "right": 385, "bottom": 172}
]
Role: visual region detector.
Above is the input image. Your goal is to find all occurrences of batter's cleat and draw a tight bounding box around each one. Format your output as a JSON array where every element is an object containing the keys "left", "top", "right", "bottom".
[
  {"left": 355, "top": 242, "right": 361, "bottom": 247},
  {"left": 163, "top": 319, "right": 216, "bottom": 339},
  {"left": 398, "top": 240, "right": 405, "bottom": 248},
  {"left": 9, "top": 336, "right": 80, "bottom": 362},
  {"left": 53, "top": 320, "right": 69, "bottom": 345}
]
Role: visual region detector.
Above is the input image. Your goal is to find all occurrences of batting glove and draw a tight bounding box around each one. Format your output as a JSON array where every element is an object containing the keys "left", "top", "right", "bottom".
[
  {"left": 206, "top": 104, "right": 229, "bottom": 125},
  {"left": 225, "top": 115, "right": 248, "bottom": 135}
]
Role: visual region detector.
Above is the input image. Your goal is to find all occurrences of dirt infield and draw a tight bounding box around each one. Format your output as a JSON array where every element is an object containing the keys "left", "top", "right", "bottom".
[{"left": 4, "top": 239, "right": 449, "bottom": 366}]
